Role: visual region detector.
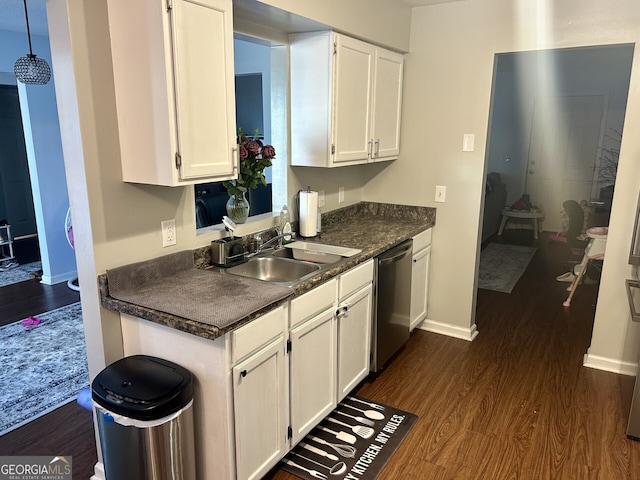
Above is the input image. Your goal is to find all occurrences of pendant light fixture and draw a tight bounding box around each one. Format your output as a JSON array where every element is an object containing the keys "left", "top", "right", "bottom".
[{"left": 14, "top": 0, "right": 51, "bottom": 85}]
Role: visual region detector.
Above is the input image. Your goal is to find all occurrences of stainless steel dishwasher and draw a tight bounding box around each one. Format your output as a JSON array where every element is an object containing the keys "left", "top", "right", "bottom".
[{"left": 371, "top": 239, "right": 413, "bottom": 372}]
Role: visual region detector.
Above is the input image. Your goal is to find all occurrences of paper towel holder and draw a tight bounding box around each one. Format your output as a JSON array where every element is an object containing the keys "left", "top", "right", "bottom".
[{"left": 298, "top": 187, "right": 320, "bottom": 239}]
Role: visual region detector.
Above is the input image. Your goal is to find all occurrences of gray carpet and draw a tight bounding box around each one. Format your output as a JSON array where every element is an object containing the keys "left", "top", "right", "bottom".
[
  {"left": 478, "top": 243, "right": 537, "bottom": 293},
  {"left": 0, "top": 261, "right": 42, "bottom": 288},
  {"left": 0, "top": 302, "right": 89, "bottom": 436}
]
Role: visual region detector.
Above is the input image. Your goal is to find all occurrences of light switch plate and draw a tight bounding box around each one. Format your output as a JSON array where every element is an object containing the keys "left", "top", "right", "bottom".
[
  {"left": 338, "top": 187, "right": 345, "bottom": 203},
  {"left": 435, "top": 185, "right": 446, "bottom": 203},
  {"left": 318, "top": 190, "right": 325, "bottom": 207},
  {"left": 463, "top": 134, "right": 475, "bottom": 152}
]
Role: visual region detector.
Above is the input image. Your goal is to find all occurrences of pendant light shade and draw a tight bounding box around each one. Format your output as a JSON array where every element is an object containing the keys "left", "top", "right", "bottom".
[{"left": 14, "top": 0, "right": 51, "bottom": 85}]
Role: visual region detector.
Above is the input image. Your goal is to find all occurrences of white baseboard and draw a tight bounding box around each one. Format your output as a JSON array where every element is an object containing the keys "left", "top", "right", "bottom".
[
  {"left": 418, "top": 319, "right": 479, "bottom": 341},
  {"left": 40, "top": 270, "right": 77, "bottom": 286},
  {"left": 90, "top": 462, "right": 105, "bottom": 480},
  {"left": 583, "top": 352, "right": 638, "bottom": 376}
]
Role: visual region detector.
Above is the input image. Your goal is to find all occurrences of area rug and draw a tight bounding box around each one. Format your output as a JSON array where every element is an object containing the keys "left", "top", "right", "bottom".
[
  {"left": 478, "top": 243, "right": 537, "bottom": 293},
  {"left": 280, "top": 396, "right": 417, "bottom": 480},
  {"left": 0, "top": 261, "right": 42, "bottom": 288},
  {"left": 0, "top": 302, "right": 89, "bottom": 436}
]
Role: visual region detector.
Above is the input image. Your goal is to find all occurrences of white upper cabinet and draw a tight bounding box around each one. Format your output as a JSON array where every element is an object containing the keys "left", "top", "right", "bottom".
[
  {"left": 371, "top": 48, "right": 404, "bottom": 161},
  {"left": 107, "top": 0, "right": 237, "bottom": 186},
  {"left": 290, "top": 31, "right": 404, "bottom": 167},
  {"left": 333, "top": 35, "right": 375, "bottom": 164}
]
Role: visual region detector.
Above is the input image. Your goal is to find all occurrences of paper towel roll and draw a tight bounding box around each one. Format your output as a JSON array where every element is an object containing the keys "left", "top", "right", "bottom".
[{"left": 299, "top": 190, "right": 318, "bottom": 237}]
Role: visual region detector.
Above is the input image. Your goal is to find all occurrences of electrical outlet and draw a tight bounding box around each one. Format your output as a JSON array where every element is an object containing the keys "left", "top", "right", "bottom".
[
  {"left": 338, "top": 187, "right": 345, "bottom": 203},
  {"left": 162, "top": 219, "right": 177, "bottom": 247},
  {"left": 318, "top": 190, "right": 325, "bottom": 208},
  {"left": 435, "top": 185, "right": 446, "bottom": 203}
]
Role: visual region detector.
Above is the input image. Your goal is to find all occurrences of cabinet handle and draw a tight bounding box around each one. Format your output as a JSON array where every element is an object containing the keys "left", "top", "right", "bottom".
[
  {"left": 374, "top": 139, "right": 380, "bottom": 158},
  {"left": 232, "top": 147, "right": 239, "bottom": 176},
  {"left": 335, "top": 305, "right": 348, "bottom": 319},
  {"left": 240, "top": 369, "right": 247, "bottom": 377},
  {"left": 367, "top": 140, "right": 373, "bottom": 158}
]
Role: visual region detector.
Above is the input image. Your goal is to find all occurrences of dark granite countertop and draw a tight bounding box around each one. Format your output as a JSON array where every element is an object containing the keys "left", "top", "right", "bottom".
[{"left": 99, "top": 202, "right": 435, "bottom": 341}]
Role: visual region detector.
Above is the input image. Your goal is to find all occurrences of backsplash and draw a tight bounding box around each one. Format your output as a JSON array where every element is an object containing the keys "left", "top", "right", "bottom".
[{"left": 193, "top": 202, "right": 436, "bottom": 269}]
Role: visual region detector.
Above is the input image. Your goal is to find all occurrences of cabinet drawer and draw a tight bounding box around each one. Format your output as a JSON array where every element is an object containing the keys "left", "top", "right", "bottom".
[
  {"left": 290, "top": 279, "right": 337, "bottom": 328},
  {"left": 231, "top": 306, "right": 285, "bottom": 364},
  {"left": 339, "top": 260, "right": 374, "bottom": 300},
  {"left": 413, "top": 228, "right": 432, "bottom": 252}
]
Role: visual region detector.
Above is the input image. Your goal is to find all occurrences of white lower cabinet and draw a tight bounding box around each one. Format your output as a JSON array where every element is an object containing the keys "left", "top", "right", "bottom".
[
  {"left": 289, "top": 303, "right": 337, "bottom": 444},
  {"left": 233, "top": 335, "right": 288, "bottom": 480},
  {"left": 119, "top": 261, "right": 375, "bottom": 480},
  {"left": 337, "top": 283, "right": 373, "bottom": 400},
  {"left": 336, "top": 260, "right": 374, "bottom": 400},
  {"left": 410, "top": 228, "right": 432, "bottom": 331}
]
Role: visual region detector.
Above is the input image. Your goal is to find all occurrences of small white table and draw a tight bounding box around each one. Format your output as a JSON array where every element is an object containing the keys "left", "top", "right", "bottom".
[{"left": 497, "top": 208, "right": 544, "bottom": 240}]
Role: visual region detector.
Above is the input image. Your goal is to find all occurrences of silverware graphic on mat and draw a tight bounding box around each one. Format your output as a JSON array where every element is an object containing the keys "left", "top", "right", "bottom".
[
  {"left": 334, "top": 410, "right": 375, "bottom": 427},
  {"left": 284, "top": 459, "right": 327, "bottom": 479},
  {"left": 308, "top": 435, "right": 357, "bottom": 458},
  {"left": 300, "top": 442, "right": 339, "bottom": 461},
  {"left": 327, "top": 417, "right": 374, "bottom": 439},
  {"left": 347, "top": 396, "right": 386, "bottom": 411},
  {"left": 292, "top": 451, "right": 347, "bottom": 476},
  {"left": 319, "top": 426, "right": 357, "bottom": 444},
  {"left": 340, "top": 403, "right": 385, "bottom": 420}
]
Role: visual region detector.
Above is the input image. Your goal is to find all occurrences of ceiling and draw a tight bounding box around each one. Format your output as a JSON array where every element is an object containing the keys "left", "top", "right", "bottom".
[
  {"left": 0, "top": 0, "right": 464, "bottom": 38},
  {"left": 0, "top": 0, "right": 48, "bottom": 36},
  {"left": 398, "top": 0, "right": 464, "bottom": 6}
]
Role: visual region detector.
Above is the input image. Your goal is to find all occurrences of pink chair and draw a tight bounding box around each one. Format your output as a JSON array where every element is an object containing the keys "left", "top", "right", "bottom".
[{"left": 563, "top": 227, "right": 608, "bottom": 307}]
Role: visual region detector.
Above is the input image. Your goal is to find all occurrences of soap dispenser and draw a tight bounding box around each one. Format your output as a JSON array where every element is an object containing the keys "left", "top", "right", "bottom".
[{"left": 279, "top": 205, "right": 292, "bottom": 243}]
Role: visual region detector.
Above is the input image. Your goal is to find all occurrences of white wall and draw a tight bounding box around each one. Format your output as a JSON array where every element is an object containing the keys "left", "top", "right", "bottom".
[
  {"left": 0, "top": 29, "right": 76, "bottom": 284},
  {"left": 256, "top": 0, "right": 411, "bottom": 52},
  {"left": 364, "top": 0, "right": 640, "bottom": 369}
]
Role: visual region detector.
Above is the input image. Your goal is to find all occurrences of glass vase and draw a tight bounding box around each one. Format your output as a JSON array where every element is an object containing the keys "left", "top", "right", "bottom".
[{"left": 226, "top": 192, "right": 250, "bottom": 224}]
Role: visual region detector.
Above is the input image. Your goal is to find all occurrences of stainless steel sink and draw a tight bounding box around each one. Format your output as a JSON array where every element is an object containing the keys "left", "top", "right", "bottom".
[
  {"left": 226, "top": 256, "right": 320, "bottom": 285},
  {"left": 271, "top": 246, "right": 342, "bottom": 264}
]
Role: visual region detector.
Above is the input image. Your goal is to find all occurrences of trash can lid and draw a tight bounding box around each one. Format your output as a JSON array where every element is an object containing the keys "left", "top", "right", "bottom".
[{"left": 92, "top": 355, "right": 193, "bottom": 420}]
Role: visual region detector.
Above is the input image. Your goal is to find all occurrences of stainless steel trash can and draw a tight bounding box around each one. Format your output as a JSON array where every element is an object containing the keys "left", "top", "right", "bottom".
[{"left": 92, "top": 355, "right": 196, "bottom": 480}]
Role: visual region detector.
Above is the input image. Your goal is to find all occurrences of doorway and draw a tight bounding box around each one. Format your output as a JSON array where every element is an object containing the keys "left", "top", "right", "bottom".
[
  {"left": 480, "top": 43, "right": 634, "bottom": 347},
  {"left": 0, "top": 85, "right": 38, "bottom": 253}
]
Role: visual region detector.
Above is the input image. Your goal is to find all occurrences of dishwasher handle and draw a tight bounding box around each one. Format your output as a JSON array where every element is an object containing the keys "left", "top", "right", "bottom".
[{"left": 378, "top": 243, "right": 412, "bottom": 266}]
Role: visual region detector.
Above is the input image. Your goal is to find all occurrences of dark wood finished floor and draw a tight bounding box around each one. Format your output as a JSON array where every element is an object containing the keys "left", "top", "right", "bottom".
[
  {"left": 0, "top": 273, "right": 91, "bottom": 479},
  {"left": 3, "top": 230, "right": 640, "bottom": 479},
  {"left": 267, "top": 230, "right": 640, "bottom": 480},
  {"left": 0, "top": 278, "right": 80, "bottom": 327},
  {"left": 0, "top": 403, "right": 97, "bottom": 480}
]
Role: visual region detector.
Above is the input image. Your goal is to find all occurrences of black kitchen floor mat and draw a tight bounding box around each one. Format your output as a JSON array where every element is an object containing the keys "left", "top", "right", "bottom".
[{"left": 280, "top": 395, "right": 417, "bottom": 480}]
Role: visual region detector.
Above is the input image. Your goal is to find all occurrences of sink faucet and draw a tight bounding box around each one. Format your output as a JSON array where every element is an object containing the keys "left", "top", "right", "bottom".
[{"left": 252, "top": 227, "right": 295, "bottom": 255}]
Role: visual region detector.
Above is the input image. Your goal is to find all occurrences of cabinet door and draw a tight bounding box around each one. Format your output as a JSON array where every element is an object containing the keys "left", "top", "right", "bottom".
[
  {"left": 171, "top": 0, "right": 237, "bottom": 180},
  {"left": 233, "top": 335, "right": 288, "bottom": 480},
  {"left": 337, "top": 284, "right": 373, "bottom": 401},
  {"left": 333, "top": 35, "right": 375, "bottom": 164},
  {"left": 290, "top": 308, "right": 337, "bottom": 444},
  {"left": 410, "top": 245, "right": 431, "bottom": 331},
  {"left": 371, "top": 48, "right": 404, "bottom": 161}
]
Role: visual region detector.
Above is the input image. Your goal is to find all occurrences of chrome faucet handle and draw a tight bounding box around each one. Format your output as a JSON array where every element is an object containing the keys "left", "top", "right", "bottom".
[{"left": 254, "top": 226, "right": 283, "bottom": 250}]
